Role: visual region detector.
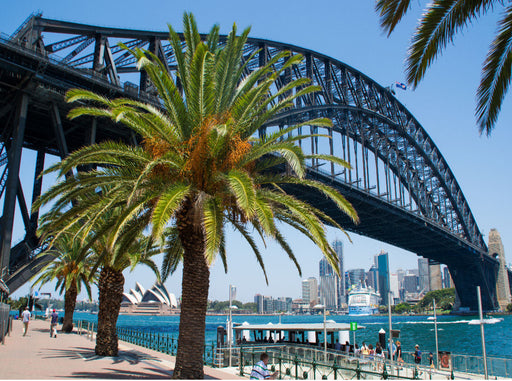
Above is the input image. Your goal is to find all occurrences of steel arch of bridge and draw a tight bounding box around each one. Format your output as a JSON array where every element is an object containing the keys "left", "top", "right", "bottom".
[{"left": 0, "top": 15, "right": 500, "bottom": 309}]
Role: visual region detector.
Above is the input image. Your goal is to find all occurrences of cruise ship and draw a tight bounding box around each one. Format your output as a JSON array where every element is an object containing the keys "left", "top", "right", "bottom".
[{"left": 348, "top": 286, "right": 380, "bottom": 316}]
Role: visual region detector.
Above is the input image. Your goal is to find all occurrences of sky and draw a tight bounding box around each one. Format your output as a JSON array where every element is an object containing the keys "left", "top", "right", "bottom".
[{"left": 3, "top": 1, "right": 512, "bottom": 303}]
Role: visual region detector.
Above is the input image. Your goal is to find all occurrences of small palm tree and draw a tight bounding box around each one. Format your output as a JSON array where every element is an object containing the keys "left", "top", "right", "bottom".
[
  {"left": 35, "top": 191, "right": 161, "bottom": 356},
  {"left": 31, "top": 229, "right": 97, "bottom": 333},
  {"left": 375, "top": 0, "right": 512, "bottom": 134},
  {"left": 34, "top": 13, "right": 358, "bottom": 378}
]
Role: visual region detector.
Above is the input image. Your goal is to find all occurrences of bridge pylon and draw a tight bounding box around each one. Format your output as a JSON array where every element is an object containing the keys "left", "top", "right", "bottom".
[{"left": 488, "top": 229, "right": 511, "bottom": 310}]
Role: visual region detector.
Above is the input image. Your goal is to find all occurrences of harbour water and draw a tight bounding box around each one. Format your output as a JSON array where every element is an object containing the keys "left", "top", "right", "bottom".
[{"left": 72, "top": 312, "right": 512, "bottom": 359}]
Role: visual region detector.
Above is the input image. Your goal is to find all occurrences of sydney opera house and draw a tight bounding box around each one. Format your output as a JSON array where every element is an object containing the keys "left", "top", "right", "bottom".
[{"left": 120, "top": 282, "right": 179, "bottom": 315}]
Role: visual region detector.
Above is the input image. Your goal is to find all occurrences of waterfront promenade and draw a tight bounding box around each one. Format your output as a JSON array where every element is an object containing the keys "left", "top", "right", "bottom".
[{"left": 0, "top": 319, "right": 243, "bottom": 379}]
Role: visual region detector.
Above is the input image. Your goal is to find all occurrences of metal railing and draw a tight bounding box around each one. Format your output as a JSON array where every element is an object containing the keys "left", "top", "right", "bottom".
[
  {"left": 401, "top": 350, "right": 512, "bottom": 379},
  {"left": 73, "top": 319, "right": 218, "bottom": 366},
  {"left": 70, "top": 320, "right": 512, "bottom": 378},
  {"left": 234, "top": 344, "right": 457, "bottom": 380}
]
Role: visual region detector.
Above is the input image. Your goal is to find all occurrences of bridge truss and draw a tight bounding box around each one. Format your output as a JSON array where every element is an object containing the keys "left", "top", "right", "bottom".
[{"left": 0, "top": 14, "right": 504, "bottom": 310}]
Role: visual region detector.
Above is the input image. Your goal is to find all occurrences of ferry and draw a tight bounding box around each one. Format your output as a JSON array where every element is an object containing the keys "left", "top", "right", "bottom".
[
  {"left": 231, "top": 321, "right": 364, "bottom": 348},
  {"left": 348, "top": 286, "right": 380, "bottom": 316}
]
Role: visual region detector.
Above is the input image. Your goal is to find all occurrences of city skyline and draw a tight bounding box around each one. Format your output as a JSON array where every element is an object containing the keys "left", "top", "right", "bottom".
[{"left": 4, "top": 1, "right": 512, "bottom": 304}]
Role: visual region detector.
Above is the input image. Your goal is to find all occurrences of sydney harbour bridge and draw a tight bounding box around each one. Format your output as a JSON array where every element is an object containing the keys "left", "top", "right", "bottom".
[{"left": 0, "top": 14, "right": 510, "bottom": 311}]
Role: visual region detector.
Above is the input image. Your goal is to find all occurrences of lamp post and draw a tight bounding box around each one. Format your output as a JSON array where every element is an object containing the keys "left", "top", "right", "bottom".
[
  {"left": 477, "top": 286, "right": 488, "bottom": 379},
  {"left": 322, "top": 300, "right": 327, "bottom": 362},
  {"left": 388, "top": 291, "right": 393, "bottom": 365},
  {"left": 433, "top": 299, "right": 439, "bottom": 369},
  {"left": 228, "top": 284, "right": 233, "bottom": 368}
]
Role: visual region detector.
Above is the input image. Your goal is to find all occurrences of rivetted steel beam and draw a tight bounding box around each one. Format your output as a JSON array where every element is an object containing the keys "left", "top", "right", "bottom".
[
  {"left": 0, "top": 94, "right": 28, "bottom": 276},
  {"left": 16, "top": 178, "right": 31, "bottom": 235},
  {"left": 29, "top": 150, "right": 45, "bottom": 232}
]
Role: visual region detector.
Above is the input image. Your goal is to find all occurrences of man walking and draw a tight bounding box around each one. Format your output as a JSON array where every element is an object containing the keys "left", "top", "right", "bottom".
[
  {"left": 250, "top": 353, "right": 278, "bottom": 380},
  {"left": 50, "top": 309, "right": 59, "bottom": 338},
  {"left": 21, "top": 307, "right": 31, "bottom": 336}
]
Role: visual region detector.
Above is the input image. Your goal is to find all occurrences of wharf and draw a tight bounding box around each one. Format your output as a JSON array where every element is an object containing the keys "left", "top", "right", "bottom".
[{"left": 0, "top": 319, "right": 243, "bottom": 379}]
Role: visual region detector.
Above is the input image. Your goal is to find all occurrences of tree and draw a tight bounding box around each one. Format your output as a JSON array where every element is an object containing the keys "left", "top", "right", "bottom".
[
  {"left": 375, "top": 0, "right": 512, "bottom": 134},
  {"left": 393, "top": 302, "right": 412, "bottom": 314},
  {"left": 34, "top": 13, "right": 358, "bottom": 378},
  {"left": 34, "top": 198, "right": 161, "bottom": 356},
  {"left": 31, "top": 229, "right": 97, "bottom": 332}
]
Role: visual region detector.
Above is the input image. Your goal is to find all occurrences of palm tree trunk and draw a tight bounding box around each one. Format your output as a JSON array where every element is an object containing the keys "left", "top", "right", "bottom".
[
  {"left": 62, "top": 280, "right": 77, "bottom": 333},
  {"left": 95, "top": 266, "right": 124, "bottom": 356},
  {"left": 173, "top": 199, "right": 210, "bottom": 379}
]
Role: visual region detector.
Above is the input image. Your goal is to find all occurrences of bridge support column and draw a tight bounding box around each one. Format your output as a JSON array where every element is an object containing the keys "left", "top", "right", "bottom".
[
  {"left": 448, "top": 256, "right": 499, "bottom": 312},
  {"left": 488, "top": 229, "right": 511, "bottom": 310},
  {"left": 0, "top": 94, "right": 28, "bottom": 279}
]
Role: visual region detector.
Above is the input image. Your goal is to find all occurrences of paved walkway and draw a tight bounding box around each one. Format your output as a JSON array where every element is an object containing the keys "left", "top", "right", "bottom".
[{"left": 0, "top": 318, "right": 244, "bottom": 379}]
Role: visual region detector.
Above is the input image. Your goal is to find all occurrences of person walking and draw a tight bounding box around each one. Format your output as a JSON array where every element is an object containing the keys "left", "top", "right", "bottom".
[
  {"left": 250, "top": 353, "right": 279, "bottom": 380},
  {"left": 396, "top": 341, "right": 404, "bottom": 365},
  {"left": 412, "top": 344, "right": 422, "bottom": 365},
  {"left": 50, "top": 309, "right": 59, "bottom": 338},
  {"left": 21, "top": 307, "right": 31, "bottom": 336}
]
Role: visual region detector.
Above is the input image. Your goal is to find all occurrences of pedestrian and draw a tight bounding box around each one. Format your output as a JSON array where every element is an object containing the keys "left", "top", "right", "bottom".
[
  {"left": 428, "top": 352, "right": 435, "bottom": 369},
  {"left": 50, "top": 309, "right": 59, "bottom": 338},
  {"left": 334, "top": 339, "right": 341, "bottom": 351},
  {"left": 21, "top": 307, "right": 31, "bottom": 336},
  {"left": 250, "top": 353, "right": 279, "bottom": 380},
  {"left": 396, "top": 341, "right": 404, "bottom": 365},
  {"left": 412, "top": 344, "right": 422, "bottom": 364}
]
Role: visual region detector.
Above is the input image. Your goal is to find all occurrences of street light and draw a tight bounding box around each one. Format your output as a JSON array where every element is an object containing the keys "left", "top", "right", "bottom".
[
  {"left": 427, "top": 299, "right": 439, "bottom": 369},
  {"left": 313, "top": 301, "right": 327, "bottom": 361}
]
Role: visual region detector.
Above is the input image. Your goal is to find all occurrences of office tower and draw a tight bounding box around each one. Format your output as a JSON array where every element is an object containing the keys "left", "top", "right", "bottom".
[
  {"left": 367, "top": 265, "right": 379, "bottom": 291},
  {"left": 347, "top": 268, "right": 366, "bottom": 289},
  {"left": 319, "top": 257, "right": 334, "bottom": 276},
  {"left": 376, "top": 251, "right": 390, "bottom": 305},
  {"left": 263, "top": 296, "right": 274, "bottom": 314},
  {"left": 442, "top": 266, "right": 452, "bottom": 289},
  {"left": 332, "top": 240, "right": 345, "bottom": 305},
  {"left": 429, "top": 260, "right": 442, "bottom": 291},
  {"left": 302, "top": 277, "right": 318, "bottom": 306},
  {"left": 403, "top": 274, "right": 419, "bottom": 293},
  {"left": 389, "top": 273, "right": 399, "bottom": 304},
  {"left": 418, "top": 258, "right": 430, "bottom": 293},
  {"left": 254, "top": 294, "right": 264, "bottom": 314},
  {"left": 319, "top": 239, "right": 345, "bottom": 307},
  {"left": 319, "top": 275, "right": 338, "bottom": 310},
  {"left": 396, "top": 269, "right": 405, "bottom": 289}
]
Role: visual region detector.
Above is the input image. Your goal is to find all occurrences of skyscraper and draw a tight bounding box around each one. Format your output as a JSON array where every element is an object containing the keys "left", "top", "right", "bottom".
[
  {"left": 319, "top": 240, "right": 345, "bottom": 307},
  {"left": 403, "top": 274, "right": 419, "bottom": 293},
  {"left": 376, "top": 251, "right": 390, "bottom": 305},
  {"left": 254, "top": 294, "right": 264, "bottom": 314},
  {"left": 332, "top": 240, "right": 345, "bottom": 305},
  {"left": 302, "top": 277, "right": 318, "bottom": 306},
  {"left": 347, "top": 268, "right": 366, "bottom": 289},
  {"left": 367, "top": 265, "right": 379, "bottom": 291},
  {"left": 319, "top": 275, "right": 338, "bottom": 310},
  {"left": 418, "top": 258, "right": 430, "bottom": 293},
  {"left": 389, "top": 273, "right": 399, "bottom": 304},
  {"left": 442, "top": 266, "right": 452, "bottom": 289}
]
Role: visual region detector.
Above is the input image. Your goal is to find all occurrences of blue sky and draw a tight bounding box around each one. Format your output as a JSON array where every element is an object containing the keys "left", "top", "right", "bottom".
[{"left": 3, "top": 1, "right": 512, "bottom": 303}]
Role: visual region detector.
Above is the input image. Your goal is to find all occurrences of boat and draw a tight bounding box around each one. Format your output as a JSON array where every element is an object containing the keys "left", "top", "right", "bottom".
[
  {"left": 231, "top": 321, "right": 365, "bottom": 347},
  {"left": 348, "top": 286, "right": 380, "bottom": 316},
  {"left": 467, "top": 316, "right": 503, "bottom": 325}
]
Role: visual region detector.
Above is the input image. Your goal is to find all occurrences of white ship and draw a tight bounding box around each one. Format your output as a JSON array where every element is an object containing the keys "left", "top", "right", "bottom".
[{"left": 348, "top": 286, "right": 380, "bottom": 316}]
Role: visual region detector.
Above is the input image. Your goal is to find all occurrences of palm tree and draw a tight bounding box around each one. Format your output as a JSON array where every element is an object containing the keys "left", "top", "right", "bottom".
[
  {"left": 375, "top": 0, "right": 512, "bottom": 134},
  {"left": 31, "top": 229, "right": 97, "bottom": 333},
  {"left": 34, "top": 13, "right": 359, "bottom": 378},
  {"left": 35, "top": 198, "right": 161, "bottom": 356}
]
